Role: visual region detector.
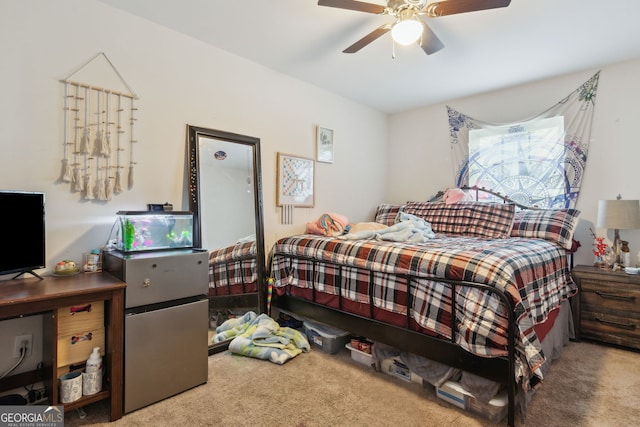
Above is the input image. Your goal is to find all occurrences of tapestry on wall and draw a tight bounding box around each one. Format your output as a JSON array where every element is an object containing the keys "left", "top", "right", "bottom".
[
  {"left": 59, "top": 52, "right": 139, "bottom": 201},
  {"left": 447, "top": 71, "right": 600, "bottom": 208}
]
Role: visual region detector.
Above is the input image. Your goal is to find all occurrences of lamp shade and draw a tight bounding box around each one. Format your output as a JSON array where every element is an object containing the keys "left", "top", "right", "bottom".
[{"left": 597, "top": 199, "right": 640, "bottom": 229}]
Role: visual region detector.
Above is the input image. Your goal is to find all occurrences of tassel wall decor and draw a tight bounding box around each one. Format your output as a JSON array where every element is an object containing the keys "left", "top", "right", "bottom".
[
  {"left": 93, "top": 90, "right": 103, "bottom": 157},
  {"left": 84, "top": 172, "right": 95, "bottom": 200},
  {"left": 60, "top": 82, "right": 72, "bottom": 182},
  {"left": 101, "top": 93, "right": 112, "bottom": 157},
  {"left": 72, "top": 168, "right": 84, "bottom": 192},
  {"left": 113, "top": 94, "right": 124, "bottom": 193},
  {"left": 105, "top": 175, "right": 113, "bottom": 201},
  {"left": 71, "top": 84, "right": 84, "bottom": 192},
  {"left": 60, "top": 52, "right": 139, "bottom": 201},
  {"left": 128, "top": 98, "right": 137, "bottom": 190},
  {"left": 79, "top": 87, "right": 91, "bottom": 154}
]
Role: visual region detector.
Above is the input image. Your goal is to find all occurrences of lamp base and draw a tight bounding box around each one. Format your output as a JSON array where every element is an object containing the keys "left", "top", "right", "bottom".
[{"left": 613, "top": 229, "right": 622, "bottom": 266}]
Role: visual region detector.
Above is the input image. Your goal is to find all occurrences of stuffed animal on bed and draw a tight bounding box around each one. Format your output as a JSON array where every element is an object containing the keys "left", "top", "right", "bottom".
[
  {"left": 442, "top": 188, "right": 473, "bottom": 204},
  {"left": 306, "top": 213, "right": 350, "bottom": 236}
]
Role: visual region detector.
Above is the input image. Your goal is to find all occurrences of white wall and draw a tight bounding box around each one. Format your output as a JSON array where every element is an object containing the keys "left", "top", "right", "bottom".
[
  {"left": 3, "top": 0, "right": 639, "bottom": 383},
  {"left": 0, "top": 0, "right": 387, "bottom": 377},
  {"left": 387, "top": 58, "right": 640, "bottom": 267}
]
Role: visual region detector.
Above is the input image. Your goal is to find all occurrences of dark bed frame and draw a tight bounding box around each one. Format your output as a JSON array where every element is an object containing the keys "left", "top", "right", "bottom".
[
  {"left": 274, "top": 263, "right": 518, "bottom": 426},
  {"left": 272, "top": 187, "right": 573, "bottom": 427}
]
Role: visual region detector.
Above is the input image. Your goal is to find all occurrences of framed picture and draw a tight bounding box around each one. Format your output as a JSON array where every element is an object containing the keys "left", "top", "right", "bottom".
[
  {"left": 276, "top": 153, "right": 314, "bottom": 207},
  {"left": 316, "top": 125, "right": 334, "bottom": 163}
]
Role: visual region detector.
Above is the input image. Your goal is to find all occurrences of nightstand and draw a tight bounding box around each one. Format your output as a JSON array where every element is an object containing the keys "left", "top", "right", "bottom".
[{"left": 572, "top": 265, "right": 640, "bottom": 350}]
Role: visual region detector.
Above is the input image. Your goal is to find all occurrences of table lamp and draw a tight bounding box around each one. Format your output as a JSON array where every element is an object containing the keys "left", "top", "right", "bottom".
[{"left": 597, "top": 195, "right": 640, "bottom": 266}]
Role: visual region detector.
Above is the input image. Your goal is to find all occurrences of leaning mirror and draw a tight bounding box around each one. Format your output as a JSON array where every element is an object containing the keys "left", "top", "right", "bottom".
[{"left": 187, "top": 125, "right": 266, "bottom": 354}]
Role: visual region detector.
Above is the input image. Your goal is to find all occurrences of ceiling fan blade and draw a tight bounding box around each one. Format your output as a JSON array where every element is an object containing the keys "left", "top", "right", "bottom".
[
  {"left": 425, "top": 0, "right": 511, "bottom": 17},
  {"left": 343, "top": 25, "right": 391, "bottom": 53},
  {"left": 419, "top": 23, "right": 444, "bottom": 55},
  {"left": 318, "top": 0, "right": 387, "bottom": 14}
]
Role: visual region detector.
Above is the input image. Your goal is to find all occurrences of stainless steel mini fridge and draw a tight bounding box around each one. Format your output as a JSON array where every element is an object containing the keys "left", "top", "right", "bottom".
[{"left": 104, "top": 248, "right": 209, "bottom": 414}]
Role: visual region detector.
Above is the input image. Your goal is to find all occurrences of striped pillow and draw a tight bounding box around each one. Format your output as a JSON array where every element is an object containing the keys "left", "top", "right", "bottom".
[
  {"left": 374, "top": 204, "right": 405, "bottom": 226},
  {"left": 510, "top": 208, "right": 581, "bottom": 249},
  {"left": 403, "top": 201, "right": 516, "bottom": 238}
]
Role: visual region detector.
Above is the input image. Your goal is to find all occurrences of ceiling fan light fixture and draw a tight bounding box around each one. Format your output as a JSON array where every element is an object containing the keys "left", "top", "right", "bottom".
[{"left": 391, "top": 15, "right": 422, "bottom": 46}]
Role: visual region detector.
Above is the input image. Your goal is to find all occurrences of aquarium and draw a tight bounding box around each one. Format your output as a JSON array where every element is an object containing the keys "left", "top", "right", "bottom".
[{"left": 116, "top": 211, "right": 194, "bottom": 253}]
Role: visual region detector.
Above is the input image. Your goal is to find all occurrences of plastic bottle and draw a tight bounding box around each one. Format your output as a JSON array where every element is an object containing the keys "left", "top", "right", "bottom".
[
  {"left": 86, "top": 347, "right": 102, "bottom": 373},
  {"left": 88, "top": 249, "right": 100, "bottom": 265}
]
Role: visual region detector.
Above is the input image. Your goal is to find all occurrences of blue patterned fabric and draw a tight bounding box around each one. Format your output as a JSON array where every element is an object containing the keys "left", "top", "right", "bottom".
[{"left": 448, "top": 72, "right": 599, "bottom": 208}]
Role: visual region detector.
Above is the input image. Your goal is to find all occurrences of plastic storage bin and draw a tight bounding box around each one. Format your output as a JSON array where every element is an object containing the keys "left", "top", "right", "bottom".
[
  {"left": 436, "top": 380, "right": 508, "bottom": 423},
  {"left": 345, "top": 343, "right": 373, "bottom": 367},
  {"left": 380, "top": 357, "right": 423, "bottom": 384},
  {"left": 303, "top": 320, "right": 350, "bottom": 354}
]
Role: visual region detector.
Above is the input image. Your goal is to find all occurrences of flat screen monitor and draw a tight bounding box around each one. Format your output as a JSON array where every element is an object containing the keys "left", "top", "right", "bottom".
[{"left": 0, "top": 191, "right": 45, "bottom": 279}]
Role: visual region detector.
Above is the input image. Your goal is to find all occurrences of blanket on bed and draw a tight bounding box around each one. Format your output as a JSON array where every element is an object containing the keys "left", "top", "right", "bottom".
[
  {"left": 214, "top": 312, "right": 310, "bottom": 364},
  {"left": 340, "top": 212, "right": 435, "bottom": 243},
  {"left": 271, "top": 234, "right": 577, "bottom": 390}
]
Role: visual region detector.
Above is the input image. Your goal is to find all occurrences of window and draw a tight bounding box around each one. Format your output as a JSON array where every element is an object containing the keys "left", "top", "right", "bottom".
[
  {"left": 447, "top": 72, "right": 599, "bottom": 210},
  {"left": 467, "top": 116, "right": 567, "bottom": 207}
]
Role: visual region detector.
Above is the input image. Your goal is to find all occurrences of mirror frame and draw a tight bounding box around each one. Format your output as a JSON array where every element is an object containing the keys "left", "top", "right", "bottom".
[{"left": 187, "top": 125, "right": 267, "bottom": 353}]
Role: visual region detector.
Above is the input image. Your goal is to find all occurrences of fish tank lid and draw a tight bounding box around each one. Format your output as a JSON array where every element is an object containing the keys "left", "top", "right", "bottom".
[{"left": 117, "top": 210, "right": 193, "bottom": 216}]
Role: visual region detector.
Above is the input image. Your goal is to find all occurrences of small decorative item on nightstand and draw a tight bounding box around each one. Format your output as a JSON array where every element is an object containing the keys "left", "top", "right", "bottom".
[
  {"left": 590, "top": 228, "right": 609, "bottom": 268},
  {"left": 621, "top": 241, "right": 631, "bottom": 267},
  {"left": 597, "top": 195, "right": 640, "bottom": 266}
]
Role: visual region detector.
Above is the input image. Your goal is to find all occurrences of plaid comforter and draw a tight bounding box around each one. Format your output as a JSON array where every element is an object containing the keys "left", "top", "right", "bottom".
[
  {"left": 270, "top": 234, "right": 577, "bottom": 388},
  {"left": 208, "top": 240, "right": 258, "bottom": 295}
]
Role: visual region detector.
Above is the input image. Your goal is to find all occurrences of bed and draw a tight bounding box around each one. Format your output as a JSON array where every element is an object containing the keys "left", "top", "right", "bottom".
[
  {"left": 208, "top": 238, "right": 259, "bottom": 297},
  {"left": 269, "top": 190, "right": 580, "bottom": 426},
  {"left": 207, "top": 237, "right": 261, "bottom": 333}
]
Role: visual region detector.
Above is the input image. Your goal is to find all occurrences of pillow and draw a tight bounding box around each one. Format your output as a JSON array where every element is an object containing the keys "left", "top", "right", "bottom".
[
  {"left": 374, "top": 204, "right": 405, "bottom": 226},
  {"left": 510, "top": 208, "right": 581, "bottom": 249},
  {"left": 403, "top": 201, "right": 516, "bottom": 238},
  {"left": 442, "top": 188, "right": 474, "bottom": 204}
]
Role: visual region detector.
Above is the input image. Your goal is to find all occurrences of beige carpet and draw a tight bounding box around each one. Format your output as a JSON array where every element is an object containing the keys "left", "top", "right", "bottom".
[{"left": 65, "top": 341, "right": 640, "bottom": 426}]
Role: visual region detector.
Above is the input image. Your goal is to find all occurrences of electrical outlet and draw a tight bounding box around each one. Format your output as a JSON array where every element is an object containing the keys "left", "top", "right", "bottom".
[
  {"left": 28, "top": 389, "right": 48, "bottom": 405},
  {"left": 13, "top": 334, "right": 33, "bottom": 358}
]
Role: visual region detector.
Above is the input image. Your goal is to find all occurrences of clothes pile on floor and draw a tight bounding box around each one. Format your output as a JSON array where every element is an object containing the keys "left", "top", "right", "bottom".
[{"left": 213, "top": 311, "right": 310, "bottom": 365}]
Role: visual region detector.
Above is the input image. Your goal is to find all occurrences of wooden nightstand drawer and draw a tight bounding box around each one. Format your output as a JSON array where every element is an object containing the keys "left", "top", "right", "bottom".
[
  {"left": 580, "top": 280, "right": 640, "bottom": 314},
  {"left": 580, "top": 309, "right": 640, "bottom": 348}
]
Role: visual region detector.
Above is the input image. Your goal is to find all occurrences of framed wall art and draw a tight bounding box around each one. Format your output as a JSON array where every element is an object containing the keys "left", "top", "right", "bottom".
[
  {"left": 276, "top": 153, "right": 314, "bottom": 207},
  {"left": 316, "top": 125, "right": 334, "bottom": 163}
]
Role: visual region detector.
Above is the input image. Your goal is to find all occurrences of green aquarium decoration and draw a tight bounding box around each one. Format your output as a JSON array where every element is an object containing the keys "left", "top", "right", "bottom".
[
  {"left": 123, "top": 219, "right": 136, "bottom": 251},
  {"left": 167, "top": 230, "right": 192, "bottom": 248}
]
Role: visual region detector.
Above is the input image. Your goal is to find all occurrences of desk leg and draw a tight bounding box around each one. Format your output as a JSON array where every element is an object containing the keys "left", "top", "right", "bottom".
[{"left": 108, "top": 289, "right": 124, "bottom": 421}]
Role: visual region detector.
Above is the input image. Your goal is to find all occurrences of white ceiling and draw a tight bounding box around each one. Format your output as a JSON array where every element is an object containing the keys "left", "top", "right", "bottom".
[{"left": 98, "top": 0, "right": 640, "bottom": 114}]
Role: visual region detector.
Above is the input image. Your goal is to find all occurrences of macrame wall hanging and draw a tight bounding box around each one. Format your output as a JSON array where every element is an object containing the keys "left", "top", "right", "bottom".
[{"left": 60, "top": 52, "right": 139, "bottom": 201}]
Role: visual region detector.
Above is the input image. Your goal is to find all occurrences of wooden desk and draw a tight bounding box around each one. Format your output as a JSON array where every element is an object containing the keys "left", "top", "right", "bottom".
[{"left": 0, "top": 273, "right": 125, "bottom": 421}]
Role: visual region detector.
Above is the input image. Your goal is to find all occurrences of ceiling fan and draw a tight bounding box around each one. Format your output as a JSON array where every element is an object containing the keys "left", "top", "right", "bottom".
[{"left": 318, "top": 0, "right": 511, "bottom": 55}]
